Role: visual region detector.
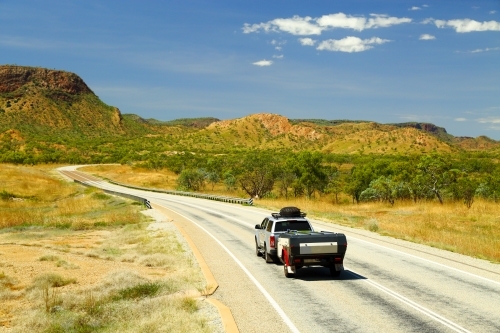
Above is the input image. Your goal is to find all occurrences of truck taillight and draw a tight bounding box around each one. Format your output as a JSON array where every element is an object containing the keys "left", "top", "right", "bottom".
[{"left": 270, "top": 235, "right": 275, "bottom": 248}]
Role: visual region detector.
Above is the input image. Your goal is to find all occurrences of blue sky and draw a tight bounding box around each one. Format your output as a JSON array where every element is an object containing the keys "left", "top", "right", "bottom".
[{"left": 1, "top": 0, "right": 499, "bottom": 139}]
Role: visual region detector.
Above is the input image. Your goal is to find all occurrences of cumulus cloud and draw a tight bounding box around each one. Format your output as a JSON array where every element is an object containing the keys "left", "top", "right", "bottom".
[
  {"left": 419, "top": 34, "right": 436, "bottom": 40},
  {"left": 272, "top": 54, "right": 284, "bottom": 59},
  {"left": 410, "top": 6, "right": 421, "bottom": 11},
  {"left": 455, "top": 118, "right": 467, "bottom": 121},
  {"left": 367, "top": 14, "right": 411, "bottom": 28},
  {"left": 252, "top": 60, "right": 273, "bottom": 66},
  {"left": 243, "top": 12, "right": 412, "bottom": 35},
  {"left": 432, "top": 18, "right": 500, "bottom": 32},
  {"left": 316, "top": 36, "right": 390, "bottom": 52},
  {"left": 243, "top": 15, "right": 322, "bottom": 35},
  {"left": 470, "top": 47, "right": 500, "bottom": 53},
  {"left": 491, "top": 11, "right": 497, "bottom": 14},
  {"left": 316, "top": 13, "right": 368, "bottom": 31},
  {"left": 299, "top": 38, "right": 316, "bottom": 46}
]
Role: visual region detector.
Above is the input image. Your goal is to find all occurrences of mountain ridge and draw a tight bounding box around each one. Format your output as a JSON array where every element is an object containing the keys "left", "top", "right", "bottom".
[{"left": 1, "top": 65, "right": 499, "bottom": 156}]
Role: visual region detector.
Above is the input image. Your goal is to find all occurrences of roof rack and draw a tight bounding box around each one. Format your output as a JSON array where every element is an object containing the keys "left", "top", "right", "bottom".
[{"left": 271, "top": 212, "right": 307, "bottom": 218}]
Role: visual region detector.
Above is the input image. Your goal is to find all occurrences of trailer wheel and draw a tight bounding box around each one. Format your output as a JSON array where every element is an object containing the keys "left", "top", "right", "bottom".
[
  {"left": 330, "top": 266, "right": 341, "bottom": 277},
  {"left": 264, "top": 244, "right": 273, "bottom": 263},
  {"left": 255, "top": 238, "right": 261, "bottom": 257},
  {"left": 284, "top": 265, "right": 294, "bottom": 278}
]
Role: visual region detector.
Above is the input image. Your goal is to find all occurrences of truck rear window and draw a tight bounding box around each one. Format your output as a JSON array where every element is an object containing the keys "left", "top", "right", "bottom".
[{"left": 274, "top": 221, "right": 312, "bottom": 232}]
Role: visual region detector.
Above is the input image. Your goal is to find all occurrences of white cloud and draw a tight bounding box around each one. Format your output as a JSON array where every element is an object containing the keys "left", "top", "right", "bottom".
[
  {"left": 316, "top": 13, "right": 367, "bottom": 31},
  {"left": 433, "top": 18, "right": 500, "bottom": 32},
  {"left": 275, "top": 46, "right": 282, "bottom": 51},
  {"left": 419, "top": 34, "right": 436, "bottom": 40},
  {"left": 477, "top": 117, "right": 500, "bottom": 124},
  {"left": 410, "top": 6, "right": 421, "bottom": 11},
  {"left": 491, "top": 11, "right": 497, "bottom": 14},
  {"left": 299, "top": 38, "right": 316, "bottom": 46},
  {"left": 272, "top": 54, "right": 284, "bottom": 59},
  {"left": 243, "top": 12, "right": 412, "bottom": 35},
  {"left": 455, "top": 118, "right": 467, "bottom": 121},
  {"left": 423, "top": 4, "right": 429, "bottom": 7},
  {"left": 252, "top": 59, "right": 273, "bottom": 66},
  {"left": 244, "top": 15, "right": 323, "bottom": 35},
  {"left": 316, "top": 36, "right": 390, "bottom": 52},
  {"left": 470, "top": 47, "right": 500, "bottom": 53},
  {"left": 366, "top": 14, "right": 412, "bottom": 29}
]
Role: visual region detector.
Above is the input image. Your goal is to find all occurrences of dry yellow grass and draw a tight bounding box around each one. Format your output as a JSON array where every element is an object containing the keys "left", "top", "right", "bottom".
[
  {"left": 257, "top": 197, "right": 500, "bottom": 263},
  {"left": 0, "top": 164, "right": 147, "bottom": 229},
  {"left": 78, "top": 164, "right": 500, "bottom": 263},
  {"left": 0, "top": 164, "right": 215, "bottom": 332}
]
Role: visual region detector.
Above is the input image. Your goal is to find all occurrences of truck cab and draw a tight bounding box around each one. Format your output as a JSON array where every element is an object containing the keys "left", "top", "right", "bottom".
[{"left": 254, "top": 207, "right": 313, "bottom": 263}]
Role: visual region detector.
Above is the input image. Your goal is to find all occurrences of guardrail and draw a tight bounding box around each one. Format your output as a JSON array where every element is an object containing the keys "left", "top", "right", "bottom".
[
  {"left": 74, "top": 179, "right": 152, "bottom": 209},
  {"left": 108, "top": 180, "right": 253, "bottom": 206}
]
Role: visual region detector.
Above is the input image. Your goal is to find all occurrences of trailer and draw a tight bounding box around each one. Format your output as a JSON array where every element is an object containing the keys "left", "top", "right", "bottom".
[{"left": 278, "top": 231, "right": 347, "bottom": 278}]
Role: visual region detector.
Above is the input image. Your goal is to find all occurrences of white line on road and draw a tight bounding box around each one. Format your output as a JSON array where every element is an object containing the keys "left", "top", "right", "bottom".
[
  {"left": 157, "top": 204, "right": 301, "bottom": 333},
  {"left": 347, "top": 269, "right": 472, "bottom": 333},
  {"left": 67, "top": 177, "right": 486, "bottom": 332},
  {"left": 151, "top": 197, "right": 472, "bottom": 333}
]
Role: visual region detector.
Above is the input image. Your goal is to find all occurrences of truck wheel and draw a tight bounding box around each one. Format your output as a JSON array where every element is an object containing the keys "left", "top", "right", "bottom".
[
  {"left": 330, "top": 266, "right": 341, "bottom": 277},
  {"left": 255, "top": 238, "right": 261, "bottom": 257},
  {"left": 284, "top": 265, "right": 294, "bottom": 278},
  {"left": 264, "top": 244, "right": 273, "bottom": 263}
]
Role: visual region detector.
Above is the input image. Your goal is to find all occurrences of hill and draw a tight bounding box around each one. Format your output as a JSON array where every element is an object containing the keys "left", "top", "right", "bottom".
[
  {"left": 1, "top": 65, "right": 499, "bottom": 164},
  {"left": 0, "top": 65, "right": 130, "bottom": 138}
]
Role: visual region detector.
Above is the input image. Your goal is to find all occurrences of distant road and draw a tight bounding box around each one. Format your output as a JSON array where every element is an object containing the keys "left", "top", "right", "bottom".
[{"left": 60, "top": 166, "right": 500, "bottom": 333}]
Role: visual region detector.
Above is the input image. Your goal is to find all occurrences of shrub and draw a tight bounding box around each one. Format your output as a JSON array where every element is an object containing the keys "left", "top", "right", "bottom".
[{"left": 114, "top": 282, "right": 161, "bottom": 301}]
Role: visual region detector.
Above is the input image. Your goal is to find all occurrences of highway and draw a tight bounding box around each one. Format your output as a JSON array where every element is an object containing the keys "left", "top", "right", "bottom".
[{"left": 59, "top": 167, "right": 500, "bottom": 333}]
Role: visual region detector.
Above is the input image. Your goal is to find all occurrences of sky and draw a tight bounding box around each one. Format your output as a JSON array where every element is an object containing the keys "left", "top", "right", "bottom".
[{"left": 1, "top": 0, "right": 500, "bottom": 139}]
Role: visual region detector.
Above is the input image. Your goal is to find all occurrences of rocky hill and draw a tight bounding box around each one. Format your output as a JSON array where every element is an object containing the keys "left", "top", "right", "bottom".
[
  {"left": 1, "top": 65, "right": 498, "bottom": 159},
  {"left": 0, "top": 65, "right": 147, "bottom": 138}
]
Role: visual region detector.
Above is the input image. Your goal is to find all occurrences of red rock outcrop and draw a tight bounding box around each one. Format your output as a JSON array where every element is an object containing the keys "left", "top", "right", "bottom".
[{"left": 0, "top": 65, "right": 93, "bottom": 94}]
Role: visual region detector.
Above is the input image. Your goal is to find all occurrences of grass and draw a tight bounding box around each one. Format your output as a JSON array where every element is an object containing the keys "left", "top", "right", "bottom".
[
  {"left": 82, "top": 164, "right": 500, "bottom": 263},
  {"left": 0, "top": 164, "right": 215, "bottom": 332},
  {"left": 0, "top": 164, "right": 147, "bottom": 230},
  {"left": 257, "top": 197, "right": 500, "bottom": 263}
]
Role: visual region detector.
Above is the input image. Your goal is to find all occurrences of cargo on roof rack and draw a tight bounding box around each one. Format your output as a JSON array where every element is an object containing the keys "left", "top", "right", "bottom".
[{"left": 271, "top": 206, "right": 306, "bottom": 218}]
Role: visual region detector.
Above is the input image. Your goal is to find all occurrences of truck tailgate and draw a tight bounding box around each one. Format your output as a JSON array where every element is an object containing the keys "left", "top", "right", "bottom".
[{"left": 300, "top": 242, "right": 338, "bottom": 254}]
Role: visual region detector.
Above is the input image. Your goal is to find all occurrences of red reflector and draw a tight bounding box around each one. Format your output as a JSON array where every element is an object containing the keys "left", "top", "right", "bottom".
[
  {"left": 294, "top": 259, "right": 301, "bottom": 263},
  {"left": 335, "top": 257, "right": 343, "bottom": 263},
  {"left": 270, "top": 235, "right": 275, "bottom": 248}
]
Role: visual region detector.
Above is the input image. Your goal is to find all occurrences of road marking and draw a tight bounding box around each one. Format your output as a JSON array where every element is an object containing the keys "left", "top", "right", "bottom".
[
  {"left": 63, "top": 175, "right": 491, "bottom": 332},
  {"left": 155, "top": 204, "right": 301, "bottom": 333},
  {"left": 319, "top": 225, "right": 500, "bottom": 287},
  {"left": 72, "top": 178, "right": 500, "bottom": 288},
  {"left": 347, "top": 269, "right": 472, "bottom": 333},
  {"left": 146, "top": 197, "right": 474, "bottom": 332}
]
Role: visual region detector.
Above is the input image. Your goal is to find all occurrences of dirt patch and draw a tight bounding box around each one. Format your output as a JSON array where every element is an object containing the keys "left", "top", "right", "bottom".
[{"left": 0, "top": 226, "right": 174, "bottom": 329}]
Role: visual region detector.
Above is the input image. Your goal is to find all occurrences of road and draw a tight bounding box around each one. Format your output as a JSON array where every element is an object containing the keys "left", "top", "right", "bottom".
[{"left": 60, "top": 167, "right": 500, "bottom": 333}]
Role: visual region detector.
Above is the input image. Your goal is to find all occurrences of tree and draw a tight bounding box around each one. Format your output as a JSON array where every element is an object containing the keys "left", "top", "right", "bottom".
[
  {"left": 415, "top": 154, "right": 454, "bottom": 204},
  {"left": 294, "top": 151, "right": 328, "bottom": 198},
  {"left": 177, "top": 169, "right": 205, "bottom": 191},
  {"left": 238, "top": 152, "right": 277, "bottom": 199},
  {"left": 326, "top": 168, "right": 342, "bottom": 204}
]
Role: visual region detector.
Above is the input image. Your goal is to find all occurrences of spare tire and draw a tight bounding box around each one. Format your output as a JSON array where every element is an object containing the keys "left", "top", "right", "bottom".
[{"left": 280, "top": 206, "right": 301, "bottom": 217}]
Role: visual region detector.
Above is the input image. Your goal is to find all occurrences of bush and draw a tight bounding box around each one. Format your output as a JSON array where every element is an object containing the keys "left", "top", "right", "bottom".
[{"left": 114, "top": 282, "right": 161, "bottom": 300}]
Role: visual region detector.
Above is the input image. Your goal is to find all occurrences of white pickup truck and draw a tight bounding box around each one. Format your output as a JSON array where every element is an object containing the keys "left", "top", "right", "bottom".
[{"left": 254, "top": 207, "right": 348, "bottom": 278}]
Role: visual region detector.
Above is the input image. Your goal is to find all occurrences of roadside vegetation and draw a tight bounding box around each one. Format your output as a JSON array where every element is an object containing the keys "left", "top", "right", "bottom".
[
  {"left": 0, "top": 164, "right": 214, "bottom": 332},
  {"left": 82, "top": 155, "right": 500, "bottom": 264}
]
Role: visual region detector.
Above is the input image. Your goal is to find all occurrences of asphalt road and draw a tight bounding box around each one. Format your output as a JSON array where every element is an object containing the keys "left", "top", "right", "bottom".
[{"left": 59, "top": 167, "right": 500, "bottom": 333}]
